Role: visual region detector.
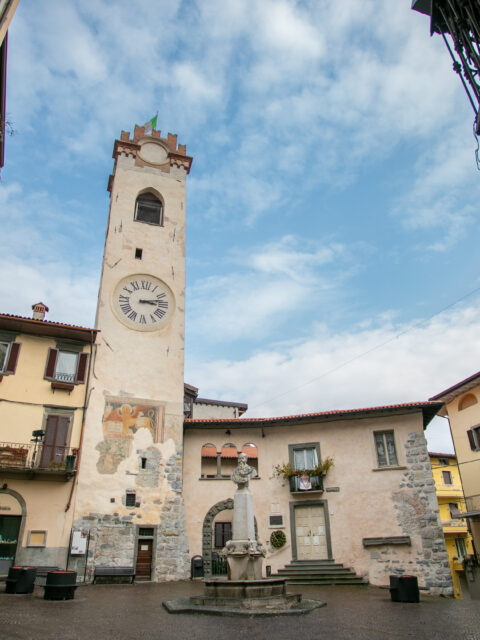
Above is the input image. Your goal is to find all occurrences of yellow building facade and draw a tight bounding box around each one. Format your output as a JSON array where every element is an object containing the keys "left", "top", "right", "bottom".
[
  {"left": 0, "top": 308, "right": 96, "bottom": 575},
  {"left": 429, "top": 452, "right": 473, "bottom": 598},
  {"left": 431, "top": 374, "right": 480, "bottom": 563}
]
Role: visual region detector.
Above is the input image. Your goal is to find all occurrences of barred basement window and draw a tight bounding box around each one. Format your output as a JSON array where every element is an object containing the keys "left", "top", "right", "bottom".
[{"left": 125, "top": 491, "right": 136, "bottom": 507}]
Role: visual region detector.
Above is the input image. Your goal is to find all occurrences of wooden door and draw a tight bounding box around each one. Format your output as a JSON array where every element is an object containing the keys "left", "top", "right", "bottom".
[
  {"left": 295, "top": 505, "right": 328, "bottom": 560},
  {"left": 136, "top": 539, "right": 153, "bottom": 581},
  {"left": 40, "top": 415, "right": 69, "bottom": 468}
]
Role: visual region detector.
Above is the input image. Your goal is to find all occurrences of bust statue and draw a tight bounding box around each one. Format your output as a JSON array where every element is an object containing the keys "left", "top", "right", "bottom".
[{"left": 231, "top": 452, "right": 257, "bottom": 488}]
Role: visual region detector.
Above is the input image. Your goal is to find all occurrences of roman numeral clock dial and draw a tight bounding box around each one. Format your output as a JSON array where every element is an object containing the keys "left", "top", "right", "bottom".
[{"left": 112, "top": 274, "right": 175, "bottom": 331}]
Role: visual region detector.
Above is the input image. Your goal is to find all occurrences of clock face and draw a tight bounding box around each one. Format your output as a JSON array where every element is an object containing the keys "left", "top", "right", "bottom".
[{"left": 112, "top": 274, "right": 175, "bottom": 331}]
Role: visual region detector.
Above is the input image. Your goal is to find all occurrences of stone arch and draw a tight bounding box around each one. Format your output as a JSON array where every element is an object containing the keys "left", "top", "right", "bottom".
[
  {"left": 0, "top": 488, "right": 27, "bottom": 565},
  {"left": 202, "top": 498, "right": 258, "bottom": 576}
]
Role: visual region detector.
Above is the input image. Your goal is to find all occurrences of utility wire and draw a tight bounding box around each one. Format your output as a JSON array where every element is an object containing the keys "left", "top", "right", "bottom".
[{"left": 249, "top": 283, "right": 480, "bottom": 411}]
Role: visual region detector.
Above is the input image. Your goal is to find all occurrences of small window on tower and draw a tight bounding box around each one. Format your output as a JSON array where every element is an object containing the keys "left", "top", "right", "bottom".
[
  {"left": 135, "top": 248, "right": 143, "bottom": 260},
  {"left": 134, "top": 192, "right": 163, "bottom": 226},
  {"left": 125, "top": 491, "right": 136, "bottom": 507}
]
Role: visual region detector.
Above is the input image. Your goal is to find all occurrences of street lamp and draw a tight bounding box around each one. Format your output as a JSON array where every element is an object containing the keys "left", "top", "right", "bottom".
[{"left": 412, "top": 0, "right": 480, "bottom": 134}]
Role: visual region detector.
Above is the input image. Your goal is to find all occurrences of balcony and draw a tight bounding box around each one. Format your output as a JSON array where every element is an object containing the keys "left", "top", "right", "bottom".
[
  {"left": 289, "top": 474, "right": 324, "bottom": 494},
  {"left": 0, "top": 442, "right": 78, "bottom": 480}
]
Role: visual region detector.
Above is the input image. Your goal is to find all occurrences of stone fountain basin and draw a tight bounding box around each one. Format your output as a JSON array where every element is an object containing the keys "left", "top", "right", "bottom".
[{"left": 163, "top": 578, "right": 326, "bottom": 616}]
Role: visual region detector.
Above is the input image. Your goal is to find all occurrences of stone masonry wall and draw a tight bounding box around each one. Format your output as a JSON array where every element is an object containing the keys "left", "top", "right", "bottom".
[
  {"left": 154, "top": 448, "right": 190, "bottom": 581},
  {"left": 389, "top": 432, "right": 452, "bottom": 595},
  {"left": 70, "top": 447, "right": 189, "bottom": 582}
]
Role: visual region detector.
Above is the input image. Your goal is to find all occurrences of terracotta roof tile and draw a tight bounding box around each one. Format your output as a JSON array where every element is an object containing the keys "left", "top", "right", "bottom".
[{"left": 185, "top": 401, "right": 442, "bottom": 428}]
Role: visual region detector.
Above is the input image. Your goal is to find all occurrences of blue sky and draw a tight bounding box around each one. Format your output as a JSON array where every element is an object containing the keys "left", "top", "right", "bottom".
[{"left": 2, "top": 0, "right": 480, "bottom": 452}]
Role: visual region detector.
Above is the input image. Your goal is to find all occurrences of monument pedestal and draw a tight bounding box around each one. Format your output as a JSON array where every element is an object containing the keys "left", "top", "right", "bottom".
[{"left": 227, "top": 551, "right": 263, "bottom": 580}]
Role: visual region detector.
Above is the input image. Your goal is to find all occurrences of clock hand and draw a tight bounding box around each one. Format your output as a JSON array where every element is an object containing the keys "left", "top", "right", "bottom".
[{"left": 139, "top": 299, "right": 158, "bottom": 305}]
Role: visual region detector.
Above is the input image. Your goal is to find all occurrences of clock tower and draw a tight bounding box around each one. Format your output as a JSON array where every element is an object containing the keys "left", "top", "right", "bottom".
[{"left": 72, "top": 125, "right": 192, "bottom": 582}]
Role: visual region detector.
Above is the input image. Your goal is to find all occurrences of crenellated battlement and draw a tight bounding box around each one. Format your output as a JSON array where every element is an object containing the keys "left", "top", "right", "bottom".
[
  {"left": 109, "top": 126, "right": 193, "bottom": 191},
  {"left": 120, "top": 127, "right": 188, "bottom": 156}
]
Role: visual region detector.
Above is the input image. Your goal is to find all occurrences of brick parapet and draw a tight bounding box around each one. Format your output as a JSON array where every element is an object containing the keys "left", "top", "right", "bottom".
[{"left": 112, "top": 127, "right": 192, "bottom": 176}]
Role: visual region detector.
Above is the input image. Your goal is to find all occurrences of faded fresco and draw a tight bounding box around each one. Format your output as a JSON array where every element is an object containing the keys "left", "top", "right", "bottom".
[{"left": 96, "top": 399, "right": 164, "bottom": 474}]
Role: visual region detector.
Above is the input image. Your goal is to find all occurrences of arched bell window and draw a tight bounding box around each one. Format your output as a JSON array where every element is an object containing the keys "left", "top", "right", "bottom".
[{"left": 134, "top": 191, "right": 163, "bottom": 226}]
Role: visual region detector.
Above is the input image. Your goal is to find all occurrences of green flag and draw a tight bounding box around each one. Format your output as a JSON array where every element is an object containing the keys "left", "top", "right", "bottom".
[{"left": 143, "top": 114, "right": 158, "bottom": 133}]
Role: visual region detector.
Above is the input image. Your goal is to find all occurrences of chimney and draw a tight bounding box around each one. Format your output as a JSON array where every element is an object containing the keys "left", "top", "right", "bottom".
[{"left": 32, "top": 302, "right": 49, "bottom": 321}]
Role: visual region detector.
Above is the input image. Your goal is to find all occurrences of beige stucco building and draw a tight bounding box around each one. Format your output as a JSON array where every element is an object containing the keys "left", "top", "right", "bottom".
[
  {"left": 0, "top": 306, "right": 96, "bottom": 575},
  {"left": 183, "top": 402, "right": 453, "bottom": 593},
  {"left": 428, "top": 451, "right": 474, "bottom": 598},
  {"left": 431, "top": 373, "right": 480, "bottom": 573}
]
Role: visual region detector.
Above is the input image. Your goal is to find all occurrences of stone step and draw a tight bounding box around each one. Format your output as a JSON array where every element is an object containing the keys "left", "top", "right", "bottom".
[
  {"left": 277, "top": 568, "right": 356, "bottom": 575},
  {"left": 275, "top": 558, "right": 367, "bottom": 586},
  {"left": 283, "top": 578, "right": 366, "bottom": 585},
  {"left": 287, "top": 561, "right": 344, "bottom": 567}
]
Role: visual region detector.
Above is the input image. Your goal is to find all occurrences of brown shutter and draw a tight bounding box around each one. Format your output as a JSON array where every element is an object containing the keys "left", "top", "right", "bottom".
[
  {"left": 75, "top": 352, "right": 88, "bottom": 384},
  {"left": 4, "top": 342, "right": 20, "bottom": 374},
  {"left": 44, "top": 348, "right": 58, "bottom": 380},
  {"left": 467, "top": 429, "right": 476, "bottom": 450}
]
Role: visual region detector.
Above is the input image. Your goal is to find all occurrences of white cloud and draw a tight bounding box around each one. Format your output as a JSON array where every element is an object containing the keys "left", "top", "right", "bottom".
[
  {"left": 0, "top": 182, "right": 99, "bottom": 326},
  {"left": 187, "top": 302, "right": 480, "bottom": 453},
  {"left": 188, "top": 235, "right": 350, "bottom": 341}
]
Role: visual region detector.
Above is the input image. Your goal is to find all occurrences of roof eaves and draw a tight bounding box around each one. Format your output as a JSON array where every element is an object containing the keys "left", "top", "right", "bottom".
[
  {"left": 184, "top": 401, "right": 442, "bottom": 429},
  {"left": 430, "top": 370, "right": 480, "bottom": 402}
]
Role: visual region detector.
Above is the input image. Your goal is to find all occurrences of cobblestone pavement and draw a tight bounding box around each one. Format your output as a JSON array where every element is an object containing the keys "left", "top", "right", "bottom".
[{"left": 1, "top": 581, "right": 479, "bottom": 640}]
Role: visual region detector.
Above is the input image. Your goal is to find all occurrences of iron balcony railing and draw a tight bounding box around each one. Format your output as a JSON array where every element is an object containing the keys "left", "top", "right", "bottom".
[
  {"left": 289, "top": 474, "right": 324, "bottom": 493},
  {"left": 0, "top": 441, "right": 78, "bottom": 472}
]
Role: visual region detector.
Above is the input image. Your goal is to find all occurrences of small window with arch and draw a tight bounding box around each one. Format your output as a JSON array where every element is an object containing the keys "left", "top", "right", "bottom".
[
  {"left": 134, "top": 192, "right": 163, "bottom": 226},
  {"left": 220, "top": 443, "right": 238, "bottom": 477},
  {"left": 201, "top": 443, "right": 218, "bottom": 478}
]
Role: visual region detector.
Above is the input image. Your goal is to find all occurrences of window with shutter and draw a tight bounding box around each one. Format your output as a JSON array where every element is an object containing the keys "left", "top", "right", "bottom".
[
  {"left": 467, "top": 426, "right": 480, "bottom": 451},
  {"left": 0, "top": 341, "right": 20, "bottom": 375},
  {"left": 45, "top": 348, "right": 88, "bottom": 386},
  {"left": 0, "top": 341, "right": 9, "bottom": 371}
]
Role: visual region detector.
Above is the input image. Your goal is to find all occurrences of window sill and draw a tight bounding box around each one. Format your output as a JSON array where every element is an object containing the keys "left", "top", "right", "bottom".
[
  {"left": 199, "top": 476, "right": 260, "bottom": 481},
  {"left": 51, "top": 381, "right": 74, "bottom": 392},
  {"left": 290, "top": 489, "right": 324, "bottom": 495},
  {"left": 372, "top": 465, "right": 407, "bottom": 472}
]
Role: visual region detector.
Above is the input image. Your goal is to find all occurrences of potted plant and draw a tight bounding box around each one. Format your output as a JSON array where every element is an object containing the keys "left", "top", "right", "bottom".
[{"left": 273, "top": 456, "right": 334, "bottom": 480}]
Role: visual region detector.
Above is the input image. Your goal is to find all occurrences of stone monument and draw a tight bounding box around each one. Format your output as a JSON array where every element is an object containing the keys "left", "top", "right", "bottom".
[{"left": 225, "top": 453, "right": 266, "bottom": 580}]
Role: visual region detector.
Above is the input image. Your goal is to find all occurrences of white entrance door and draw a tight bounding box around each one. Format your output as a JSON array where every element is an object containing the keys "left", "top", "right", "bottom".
[{"left": 295, "top": 504, "right": 328, "bottom": 560}]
